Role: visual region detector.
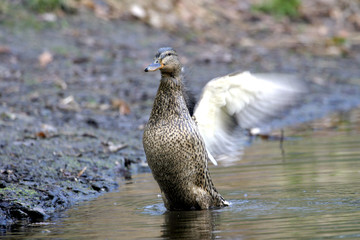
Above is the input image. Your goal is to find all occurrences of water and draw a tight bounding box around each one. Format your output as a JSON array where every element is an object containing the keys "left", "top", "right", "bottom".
[{"left": 4, "top": 108, "right": 360, "bottom": 239}]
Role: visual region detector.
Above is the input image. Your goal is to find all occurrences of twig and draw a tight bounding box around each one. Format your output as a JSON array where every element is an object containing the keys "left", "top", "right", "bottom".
[{"left": 77, "top": 166, "right": 87, "bottom": 178}]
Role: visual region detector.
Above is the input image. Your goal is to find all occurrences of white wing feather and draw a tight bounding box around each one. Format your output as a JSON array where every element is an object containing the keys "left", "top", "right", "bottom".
[{"left": 194, "top": 71, "right": 305, "bottom": 163}]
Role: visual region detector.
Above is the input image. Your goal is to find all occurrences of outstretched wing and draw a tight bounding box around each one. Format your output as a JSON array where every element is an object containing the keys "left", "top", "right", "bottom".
[{"left": 194, "top": 71, "right": 306, "bottom": 163}]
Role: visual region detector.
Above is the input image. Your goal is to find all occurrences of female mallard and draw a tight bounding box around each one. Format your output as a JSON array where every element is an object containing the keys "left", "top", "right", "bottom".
[
  {"left": 143, "top": 47, "right": 303, "bottom": 210},
  {"left": 143, "top": 47, "right": 228, "bottom": 210}
]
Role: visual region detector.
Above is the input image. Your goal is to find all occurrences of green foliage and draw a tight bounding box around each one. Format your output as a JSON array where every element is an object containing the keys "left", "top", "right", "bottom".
[
  {"left": 0, "top": 1, "right": 59, "bottom": 30},
  {"left": 252, "top": 0, "right": 301, "bottom": 18},
  {"left": 26, "top": 0, "right": 64, "bottom": 13},
  {"left": 331, "top": 36, "right": 347, "bottom": 46},
  {"left": 0, "top": 1, "right": 10, "bottom": 15}
]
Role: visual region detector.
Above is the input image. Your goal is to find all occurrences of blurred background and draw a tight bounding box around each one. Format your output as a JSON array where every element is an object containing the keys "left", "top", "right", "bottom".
[{"left": 1, "top": 0, "right": 359, "bottom": 135}]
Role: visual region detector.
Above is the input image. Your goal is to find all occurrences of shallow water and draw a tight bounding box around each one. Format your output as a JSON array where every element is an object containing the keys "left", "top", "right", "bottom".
[{"left": 4, "top": 108, "right": 360, "bottom": 239}]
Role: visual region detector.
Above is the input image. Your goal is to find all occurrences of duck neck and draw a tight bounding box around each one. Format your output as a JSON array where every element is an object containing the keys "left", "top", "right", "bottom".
[{"left": 149, "top": 74, "right": 189, "bottom": 122}]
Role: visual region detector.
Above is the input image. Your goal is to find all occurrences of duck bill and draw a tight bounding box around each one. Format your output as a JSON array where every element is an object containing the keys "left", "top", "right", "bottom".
[{"left": 144, "top": 62, "right": 163, "bottom": 72}]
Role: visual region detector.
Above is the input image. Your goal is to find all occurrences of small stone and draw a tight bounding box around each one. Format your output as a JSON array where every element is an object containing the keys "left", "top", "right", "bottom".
[
  {"left": 91, "top": 183, "right": 102, "bottom": 192},
  {"left": 10, "top": 209, "right": 28, "bottom": 219},
  {"left": 0, "top": 181, "right": 6, "bottom": 188},
  {"left": 27, "top": 207, "right": 48, "bottom": 221}
]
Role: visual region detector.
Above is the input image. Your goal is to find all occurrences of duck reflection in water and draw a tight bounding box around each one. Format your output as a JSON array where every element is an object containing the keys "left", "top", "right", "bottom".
[{"left": 161, "top": 210, "right": 219, "bottom": 239}]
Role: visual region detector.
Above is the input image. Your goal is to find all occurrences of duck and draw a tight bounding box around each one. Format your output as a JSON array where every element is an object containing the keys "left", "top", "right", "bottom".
[
  {"left": 142, "top": 47, "right": 304, "bottom": 210},
  {"left": 143, "top": 47, "right": 228, "bottom": 210}
]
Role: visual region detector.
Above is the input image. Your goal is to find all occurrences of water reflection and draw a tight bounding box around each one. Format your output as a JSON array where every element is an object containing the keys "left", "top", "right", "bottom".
[{"left": 161, "top": 210, "right": 218, "bottom": 240}]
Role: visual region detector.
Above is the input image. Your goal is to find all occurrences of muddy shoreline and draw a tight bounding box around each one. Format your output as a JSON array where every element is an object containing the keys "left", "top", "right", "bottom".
[{"left": 1, "top": 3, "right": 360, "bottom": 232}]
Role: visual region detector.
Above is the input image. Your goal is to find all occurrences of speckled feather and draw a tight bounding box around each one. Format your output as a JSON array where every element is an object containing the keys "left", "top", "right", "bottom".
[{"left": 143, "top": 48, "right": 227, "bottom": 210}]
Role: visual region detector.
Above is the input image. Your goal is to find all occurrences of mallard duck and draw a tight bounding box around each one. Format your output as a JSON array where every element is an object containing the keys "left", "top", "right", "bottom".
[
  {"left": 143, "top": 47, "right": 228, "bottom": 210},
  {"left": 142, "top": 47, "right": 304, "bottom": 210}
]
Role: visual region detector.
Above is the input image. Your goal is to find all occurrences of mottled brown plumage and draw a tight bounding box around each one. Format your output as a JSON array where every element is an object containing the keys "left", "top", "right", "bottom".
[{"left": 143, "top": 47, "right": 228, "bottom": 210}]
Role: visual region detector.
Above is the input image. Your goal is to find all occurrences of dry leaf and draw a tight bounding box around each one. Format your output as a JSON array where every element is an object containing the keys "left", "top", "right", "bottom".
[
  {"left": 41, "top": 124, "right": 57, "bottom": 133},
  {"left": 81, "top": 0, "right": 95, "bottom": 10},
  {"left": 119, "top": 103, "right": 131, "bottom": 115},
  {"left": 94, "top": 4, "right": 110, "bottom": 19},
  {"left": 40, "top": 13, "right": 57, "bottom": 22},
  {"left": 108, "top": 143, "right": 127, "bottom": 152},
  {"left": 0, "top": 46, "right": 10, "bottom": 54},
  {"left": 59, "top": 95, "right": 80, "bottom": 111},
  {"left": 36, "top": 131, "right": 47, "bottom": 139},
  {"left": 61, "top": 95, "right": 75, "bottom": 105},
  {"left": 99, "top": 104, "right": 110, "bottom": 111},
  {"left": 102, "top": 141, "right": 127, "bottom": 152},
  {"left": 54, "top": 77, "right": 67, "bottom": 90},
  {"left": 112, "top": 99, "right": 131, "bottom": 115},
  {"left": 38, "top": 51, "right": 53, "bottom": 67}
]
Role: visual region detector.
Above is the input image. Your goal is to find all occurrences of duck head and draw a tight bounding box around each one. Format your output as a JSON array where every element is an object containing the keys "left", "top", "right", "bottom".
[{"left": 145, "top": 47, "right": 182, "bottom": 77}]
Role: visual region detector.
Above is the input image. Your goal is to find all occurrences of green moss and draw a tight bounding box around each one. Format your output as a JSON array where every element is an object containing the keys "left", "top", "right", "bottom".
[
  {"left": 26, "top": 0, "right": 64, "bottom": 13},
  {"left": 0, "top": 4, "right": 56, "bottom": 30},
  {"left": 0, "top": 185, "right": 39, "bottom": 203},
  {"left": 252, "top": 0, "right": 301, "bottom": 18},
  {"left": 331, "top": 36, "right": 347, "bottom": 46},
  {"left": 0, "top": 1, "right": 10, "bottom": 15}
]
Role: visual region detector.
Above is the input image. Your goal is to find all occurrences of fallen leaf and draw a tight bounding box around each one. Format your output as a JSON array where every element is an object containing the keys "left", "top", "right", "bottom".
[
  {"left": 99, "top": 104, "right": 110, "bottom": 111},
  {"left": 95, "top": 5, "right": 109, "bottom": 19},
  {"left": 108, "top": 143, "right": 127, "bottom": 152},
  {"left": 41, "top": 124, "right": 58, "bottom": 133},
  {"left": 61, "top": 95, "right": 75, "bottom": 105},
  {"left": 0, "top": 46, "right": 11, "bottom": 54},
  {"left": 81, "top": 0, "right": 95, "bottom": 10},
  {"left": 54, "top": 77, "right": 67, "bottom": 90},
  {"left": 59, "top": 95, "right": 80, "bottom": 111},
  {"left": 36, "top": 131, "right": 47, "bottom": 139},
  {"left": 88, "top": 1, "right": 111, "bottom": 20},
  {"left": 38, "top": 51, "right": 53, "bottom": 67},
  {"left": 102, "top": 141, "right": 128, "bottom": 152},
  {"left": 112, "top": 99, "right": 131, "bottom": 115},
  {"left": 119, "top": 103, "right": 131, "bottom": 115},
  {"left": 40, "top": 13, "right": 57, "bottom": 22}
]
